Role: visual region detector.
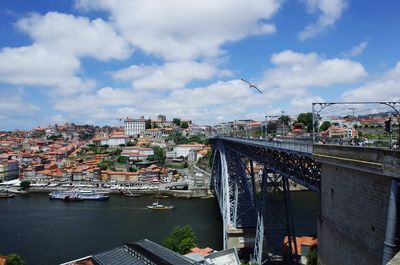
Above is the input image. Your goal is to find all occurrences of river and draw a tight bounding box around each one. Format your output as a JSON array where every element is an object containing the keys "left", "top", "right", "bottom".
[{"left": 0, "top": 191, "right": 319, "bottom": 265}]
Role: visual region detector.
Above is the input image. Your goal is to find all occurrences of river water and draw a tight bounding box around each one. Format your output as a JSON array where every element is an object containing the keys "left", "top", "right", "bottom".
[{"left": 0, "top": 191, "right": 318, "bottom": 265}]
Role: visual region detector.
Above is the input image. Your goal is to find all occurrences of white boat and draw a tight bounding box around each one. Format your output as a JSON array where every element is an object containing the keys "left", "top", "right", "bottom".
[
  {"left": 49, "top": 190, "right": 109, "bottom": 201},
  {"left": 147, "top": 201, "right": 174, "bottom": 210}
]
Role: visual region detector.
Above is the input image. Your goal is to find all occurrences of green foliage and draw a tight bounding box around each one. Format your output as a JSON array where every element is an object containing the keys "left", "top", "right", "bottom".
[
  {"left": 145, "top": 119, "right": 152, "bottom": 129},
  {"left": 173, "top": 118, "right": 181, "bottom": 126},
  {"left": 47, "top": 134, "right": 62, "bottom": 141},
  {"left": 181, "top": 121, "right": 189, "bottom": 129},
  {"left": 279, "top": 115, "right": 291, "bottom": 125},
  {"left": 97, "top": 160, "right": 114, "bottom": 170},
  {"left": 162, "top": 225, "right": 197, "bottom": 254},
  {"left": 6, "top": 253, "right": 26, "bottom": 265},
  {"left": 297, "top": 112, "right": 314, "bottom": 133},
  {"left": 319, "top": 121, "right": 332, "bottom": 132},
  {"left": 126, "top": 141, "right": 135, "bottom": 146},
  {"left": 117, "top": 156, "right": 128, "bottom": 164},
  {"left": 306, "top": 246, "right": 317, "bottom": 265},
  {"left": 20, "top": 180, "right": 30, "bottom": 190}
]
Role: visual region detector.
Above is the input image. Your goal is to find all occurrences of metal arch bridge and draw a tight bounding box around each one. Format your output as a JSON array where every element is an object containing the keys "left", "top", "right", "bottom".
[{"left": 209, "top": 136, "right": 321, "bottom": 264}]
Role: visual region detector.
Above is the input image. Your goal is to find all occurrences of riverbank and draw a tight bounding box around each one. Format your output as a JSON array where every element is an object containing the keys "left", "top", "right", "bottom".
[{"left": 23, "top": 187, "right": 214, "bottom": 199}]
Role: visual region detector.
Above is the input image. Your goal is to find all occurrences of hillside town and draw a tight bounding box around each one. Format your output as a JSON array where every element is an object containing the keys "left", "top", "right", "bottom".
[{"left": 0, "top": 112, "right": 397, "bottom": 189}]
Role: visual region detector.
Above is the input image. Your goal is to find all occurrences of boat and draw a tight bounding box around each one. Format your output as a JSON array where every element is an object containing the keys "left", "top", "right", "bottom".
[
  {"left": 123, "top": 191, "right": 141, "bottom": 197},
  {"left": 147, "top": 201, "right": 174, "bottom": 210},
  {"left": 49, "top": 190, "right": 109, "bottom": 201},
  {"left": 62, "top": 194, "right": 83, "bottom": 202},
  {"left": 0, "top": 191, "right": 16, "bottom": 199},
  {"left": 152, "top": 194, "right": 169, "bottom": 199}
]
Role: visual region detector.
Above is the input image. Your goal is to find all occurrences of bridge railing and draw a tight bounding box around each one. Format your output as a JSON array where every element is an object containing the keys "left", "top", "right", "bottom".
[{"left": 211, "top": 136, "right": 314, "bottom": 153}]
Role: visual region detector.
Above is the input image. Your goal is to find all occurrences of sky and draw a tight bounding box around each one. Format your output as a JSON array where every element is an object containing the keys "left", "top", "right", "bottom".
[{"left": 1, "top": 0, "right": 400, "bottom": 130}]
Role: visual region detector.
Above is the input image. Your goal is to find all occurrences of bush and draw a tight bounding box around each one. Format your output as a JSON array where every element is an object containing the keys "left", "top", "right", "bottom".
[
  {"left": 20, "top": 180, "right": 30, "bottom": 190},
  {"left": 162, "top": 225, "right": 197, "bottom": 254},
  {"left": 306, "top": 246, "right": 317, "bottom": 265},
  {"left": 6, "top": 253, "right": 26, "bottom": 265}
]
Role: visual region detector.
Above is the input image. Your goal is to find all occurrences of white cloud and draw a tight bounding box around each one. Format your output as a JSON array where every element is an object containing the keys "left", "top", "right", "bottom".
[
  {"left": 0, "top": 88, "right": 39, "bottom": 121},
  {"left": 341, "top": 40, "right": 369, "bottom": 58},
  {"left": 0, "top": 45, "right": 94, "bottom": 95},
  {"left": 259, "top": 50, "right": 366, "bottom": 89},
  {"left": 0, "top": 12, "right": 131, "bottom": 95},
  {"left": 52, "top": 50, "right": 367, "bottom": 124},
  {"left": 299, "top": 0, "right": 347, "bottom": 41},
  {"left": 75, "top": 0, "right": 281, "bottom": 60},
  {"left": 112, "top": 61, "right": 232, "bottom": 90},
  {"left": 342, "top": 62, "right": 400, "bottom": 101},
  {"left": 17, "top": 12, "right": 132, "bottom": 61}
]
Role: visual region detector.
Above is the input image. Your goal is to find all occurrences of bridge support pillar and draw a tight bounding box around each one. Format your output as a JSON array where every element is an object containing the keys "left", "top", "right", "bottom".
[{"left": 252, "top": 169, "right": 298, "bottom": 264}]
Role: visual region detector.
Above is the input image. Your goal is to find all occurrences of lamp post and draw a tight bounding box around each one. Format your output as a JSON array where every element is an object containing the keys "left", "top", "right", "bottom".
[{"left": 281, "top": 111, "right": 285, "bottom": 137}]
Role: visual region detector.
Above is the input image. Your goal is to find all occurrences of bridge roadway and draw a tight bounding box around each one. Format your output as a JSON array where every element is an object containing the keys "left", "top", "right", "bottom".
[{"left": 210, "top": 136, "right": 320, "bottom": 193}]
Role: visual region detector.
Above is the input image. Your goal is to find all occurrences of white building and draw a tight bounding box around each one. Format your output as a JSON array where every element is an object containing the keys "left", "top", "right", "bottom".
[
  {"left": 124, "top": 117, "right": 146, "bottom": 136},
  {"left": 175, "top": 144, "right": 205, "bottom": 158},
  {"left": 100, "top": 135, "right": 129, "bottom": 146}
]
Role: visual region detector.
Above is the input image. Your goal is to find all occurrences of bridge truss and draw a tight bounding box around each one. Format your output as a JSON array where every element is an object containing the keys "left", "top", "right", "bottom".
[{"left": 210, "top": 137, "right": 321, "bottom": 264}]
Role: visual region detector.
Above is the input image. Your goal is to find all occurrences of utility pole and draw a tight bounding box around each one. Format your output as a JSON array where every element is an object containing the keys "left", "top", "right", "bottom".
[{"left": 281, "top": 110, "right": 285, "bottom": 137}]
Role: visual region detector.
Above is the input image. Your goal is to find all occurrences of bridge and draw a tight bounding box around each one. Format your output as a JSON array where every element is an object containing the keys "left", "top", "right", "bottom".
[{"left": 210, "top": 136, "right": 400, "bottom": 265}]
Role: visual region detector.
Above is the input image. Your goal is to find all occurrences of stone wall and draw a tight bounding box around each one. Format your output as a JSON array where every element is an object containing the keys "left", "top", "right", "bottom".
[{"left": 314, "top": 145, "right": 399, "bottom": 265}]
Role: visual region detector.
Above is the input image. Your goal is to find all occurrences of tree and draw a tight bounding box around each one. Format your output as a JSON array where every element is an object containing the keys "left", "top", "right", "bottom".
[
  {"left": 319, "top": 121, "right": 332, "bottom": 132},
  {"left": 297, "top": 112, "right": 314, "bottom": 133},
  {"left": 279, "top": 115, "right": 291, "bottom": 125},
  {"left": 181, "top": 121, "right": 189, "bottom": 129},
  {"left": 306, "top": 246, "right": 317, "bottom": 265},
  {"left": 117, "top": 156, "right": 128, "bottom": 164},
  {"left": 173, "top": 118, "right": 181, "bottom": 126},
  {"left": 20, "top": 180, "right": 30, "bottom": 190},
  {"left": 162, "top": 225, "right": 197, "bottom": 254},
  {"left": 6, "top": 253, "right": 26, "bottom": 265},
  {"left": 145, "top": 119, "right": 152, "bottom": 129}
]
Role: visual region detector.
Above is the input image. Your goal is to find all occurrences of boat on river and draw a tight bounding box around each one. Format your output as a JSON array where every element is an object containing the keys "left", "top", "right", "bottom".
[
  {"left": 49, "top": 190, "right": 109, "bottom": 201},
  {"left": 123, "top": 191, "right": 141, "bottom": 197},
  {"left": 0, "top": 191, "right": 16, "bottom": 199},
  {"left": 147, "top": 201, "right": 174, "bottom": 210},
  {"left": 62, "top": 194, "right": 83, "bottom": 202}
]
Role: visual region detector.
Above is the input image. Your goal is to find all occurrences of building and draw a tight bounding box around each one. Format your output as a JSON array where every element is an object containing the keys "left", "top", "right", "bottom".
[
  {"left": 124, "top": 117, "right": 146, "bottom": 136},
  {"left": 175, "top": 144, "right": 205, "bottom": 158},
  {"left": 157, "top": 114, "right": 167, "bottom": 123},
  {"left": 102, "top": 135, "right": 129, "bottom": 146},
  {"left": 322, "top": 126, "right": 358, "bottom": 139},
  {"left": 0, "top": 159, "right": 19, "bottom": 182},
  {"left": 61, "top": 239, "right": 240, "bottom": 265}
]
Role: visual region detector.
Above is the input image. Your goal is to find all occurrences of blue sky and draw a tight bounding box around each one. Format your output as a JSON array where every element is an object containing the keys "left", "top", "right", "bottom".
[{"left": 0, "top": 0, "right": 400, "bottom": 130}]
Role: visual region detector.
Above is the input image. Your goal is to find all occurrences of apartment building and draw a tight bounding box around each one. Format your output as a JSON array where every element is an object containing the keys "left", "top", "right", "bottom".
[{"left": 124, "top": 117, "right": 146, "bottom": 136}]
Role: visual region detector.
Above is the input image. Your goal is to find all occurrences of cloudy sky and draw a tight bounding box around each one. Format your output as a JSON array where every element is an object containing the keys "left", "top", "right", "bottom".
[{"left": 1, "top": 0, "right": 400, "bottom": 130}]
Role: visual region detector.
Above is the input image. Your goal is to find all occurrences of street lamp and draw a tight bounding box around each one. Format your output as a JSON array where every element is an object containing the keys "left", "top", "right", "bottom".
[{"left": 281, "top": 111, "right": 285, "bottom": 137}]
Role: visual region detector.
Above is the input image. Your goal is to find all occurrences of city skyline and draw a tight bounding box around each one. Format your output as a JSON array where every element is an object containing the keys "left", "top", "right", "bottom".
[{"left": 1, "top": 0, "right": 400, "bottom": 130}]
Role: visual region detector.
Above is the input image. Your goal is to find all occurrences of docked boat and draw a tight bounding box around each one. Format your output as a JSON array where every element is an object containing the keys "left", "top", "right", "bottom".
[
  {"left": 62, "top": 195, "right": 83, "bottom": 202},
  {"left": 147, "top": 201, "right": 174, "bottom": 210},
  {"left": 0, "top": 191, "right": 16, "bottom": 199},
  {"left": 123, "top": 191, "right": 141, "bottom": 197},
  {"left": 152, "top": 194, "right": 169, "bottom": 199},
  {"left": 49, "top": 190, "right": 109, "bottom": 201}
]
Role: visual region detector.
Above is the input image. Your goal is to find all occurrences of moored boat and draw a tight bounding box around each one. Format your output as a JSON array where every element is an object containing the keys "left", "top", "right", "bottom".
[
  {"left": 62, "top": 195, "right": 83, "bottom": 202},
  {"left": 49, "top": 190, "right": 109, "bottom": 201},
  {"left": 0, "top": 191, "right": 16, "bottom": 199},
  {"left": 123, "top": 191, "right": 141, "bottom": 197},
  {"left": 147, "top": 201, "right": 174, "bottom": 210}
]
